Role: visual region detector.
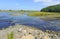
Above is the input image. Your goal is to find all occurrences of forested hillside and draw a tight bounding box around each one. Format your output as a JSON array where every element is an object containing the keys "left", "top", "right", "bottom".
[{"left": 41, "top": 4, "right": 60, "bottom": 12}]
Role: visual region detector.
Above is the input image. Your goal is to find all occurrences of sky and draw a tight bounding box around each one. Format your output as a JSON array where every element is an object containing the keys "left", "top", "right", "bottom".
[{"left": 0, "top": 0, "right": 60, "bottom": 10}]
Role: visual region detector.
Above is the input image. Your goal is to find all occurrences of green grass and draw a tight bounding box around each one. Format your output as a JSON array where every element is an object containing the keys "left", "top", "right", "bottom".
[
  {"left": 28, "top": 12, "right": 60, "bottom": 17},
  {"left": 7, "top": 32, "right": 14, "bottom": 39},
  {"left": 28, "top": 12, "right": 60, "bottom": 20}
]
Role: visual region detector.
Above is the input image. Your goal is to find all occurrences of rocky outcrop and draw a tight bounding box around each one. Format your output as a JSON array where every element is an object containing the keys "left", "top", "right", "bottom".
[{"left": 0, "top": 25, "right": 60, "bottom": 39}]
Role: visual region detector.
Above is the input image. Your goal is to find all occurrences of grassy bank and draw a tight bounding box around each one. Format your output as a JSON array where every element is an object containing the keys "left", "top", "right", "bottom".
[
  {"left": 28, "top": 12, "right": 60, "bottom": 17},
  {"left": 28, "top": 12, "right": 60, "bottom": 20}
]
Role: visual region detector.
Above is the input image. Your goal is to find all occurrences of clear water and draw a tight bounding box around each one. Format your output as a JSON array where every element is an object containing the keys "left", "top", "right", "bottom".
[{"left": 0, "top": 12, "right": 60, "bottom": 31}]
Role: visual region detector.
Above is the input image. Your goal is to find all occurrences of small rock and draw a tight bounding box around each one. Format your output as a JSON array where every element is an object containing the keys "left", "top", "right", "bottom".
[
  {"left": 20, "top": 34, "right": 35, "bottom": 39},
  {"left": 43, "top": 35, "right": 51, "bottom": 39}
]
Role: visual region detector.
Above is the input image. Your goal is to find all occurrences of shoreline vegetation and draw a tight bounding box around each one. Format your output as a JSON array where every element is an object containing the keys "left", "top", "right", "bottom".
[
  {"left": 0, "top": 10, "right": 39, "bottom": 12},
  {"left": 28, "top": 12, "right": 60, "bottom": 21},
  {"left": 0, "top": 24, "right": 60, "bottom": 39},
  {"left": 0, "top": 10, "right": 60, "bottom": 21}
]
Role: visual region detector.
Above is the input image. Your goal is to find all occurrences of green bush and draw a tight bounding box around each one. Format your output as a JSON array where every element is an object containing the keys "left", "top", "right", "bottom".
[{"left": 7, "top": 32, "right": 14, "bottom": 39}]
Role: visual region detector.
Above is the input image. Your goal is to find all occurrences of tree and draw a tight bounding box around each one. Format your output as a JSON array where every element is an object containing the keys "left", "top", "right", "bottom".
[{"left": 40, "top": 4, "right": 60, "bottom": 12}]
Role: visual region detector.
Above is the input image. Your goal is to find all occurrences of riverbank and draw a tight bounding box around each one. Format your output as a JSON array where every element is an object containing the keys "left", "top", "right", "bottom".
[
  {"left": 0, "top": 24, "right": 60, "bottom": 39},
  {"left": 28, "top": 12, "right": 60, "bottom": 17},
  {"left": 28, "top": 12, "right": 60, "bottom": 21}
]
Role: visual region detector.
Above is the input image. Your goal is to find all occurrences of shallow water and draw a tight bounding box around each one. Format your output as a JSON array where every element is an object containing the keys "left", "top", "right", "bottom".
[{"left": 0, "top": 12, "right": 60, "bottom": 31}]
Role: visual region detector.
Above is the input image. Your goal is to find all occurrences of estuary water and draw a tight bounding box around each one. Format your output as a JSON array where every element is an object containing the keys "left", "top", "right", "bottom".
[{"left": 0, "top": 12, "right": 60, "bottom": 31}]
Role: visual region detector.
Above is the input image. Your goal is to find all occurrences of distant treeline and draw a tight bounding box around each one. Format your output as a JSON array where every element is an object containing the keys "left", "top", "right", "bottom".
[
  {"left": 41, "top": 4, "right": 60, "bottom": 12},
  {"left": 0, "top": 10, "right": 39, "bottom": 12}
]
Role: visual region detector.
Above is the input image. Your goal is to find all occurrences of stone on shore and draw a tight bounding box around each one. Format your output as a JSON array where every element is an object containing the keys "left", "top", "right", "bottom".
[{"left": 20, "top": 34, "right": 35, "bottom": 39}]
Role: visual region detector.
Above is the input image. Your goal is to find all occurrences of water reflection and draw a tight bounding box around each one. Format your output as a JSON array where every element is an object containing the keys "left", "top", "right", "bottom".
[{"left": 0, "top": 12, "right": 60, "bottom": 31}]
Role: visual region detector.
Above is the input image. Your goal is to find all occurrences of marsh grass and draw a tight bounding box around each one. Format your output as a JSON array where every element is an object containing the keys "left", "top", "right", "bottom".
[
  {"left": 7, "top": 32, "right": 14, "bottom": 39},
  {"left": 28, "top": 12, "right": 60, "bottom": 17}
]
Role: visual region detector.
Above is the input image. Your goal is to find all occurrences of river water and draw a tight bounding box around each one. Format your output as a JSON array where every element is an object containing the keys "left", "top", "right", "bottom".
[{"left": 0, "top": 12, "right": 60, "bottom": 31}]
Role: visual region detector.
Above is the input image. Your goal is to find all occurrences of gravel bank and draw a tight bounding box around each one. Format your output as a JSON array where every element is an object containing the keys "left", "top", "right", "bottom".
[{"left": 0, "top": 24, "right": 60, "bottom": 39}]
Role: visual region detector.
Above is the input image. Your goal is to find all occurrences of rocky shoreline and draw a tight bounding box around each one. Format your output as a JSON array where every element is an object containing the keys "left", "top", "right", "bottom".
[{"left": 0, "top": 24, "right": 60, "bottom": 39}]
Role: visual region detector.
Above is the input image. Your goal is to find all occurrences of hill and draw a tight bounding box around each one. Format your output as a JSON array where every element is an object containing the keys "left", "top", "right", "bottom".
[{"left": 41, "top": 4, "right": 60, "bottom": 12}]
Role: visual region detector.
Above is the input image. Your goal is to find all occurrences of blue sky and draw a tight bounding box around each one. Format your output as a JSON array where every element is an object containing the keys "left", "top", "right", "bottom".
[{"left": 0, "top": 0, "right": 60, "bottom": 10}]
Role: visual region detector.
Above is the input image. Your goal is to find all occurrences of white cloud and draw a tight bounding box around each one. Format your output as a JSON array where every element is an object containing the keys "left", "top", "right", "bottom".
[
  {"left": 34, "top": 0, "right": 52, "bottom": 2},
  {"left": 34, "top": 0, "right": 60, "bottom": 6},
  {"left": 16, "top": 3, "right": 20, "bottom": 6},
  {"left": 15, "top": 3, "right": 20, "bottom": 9}
]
